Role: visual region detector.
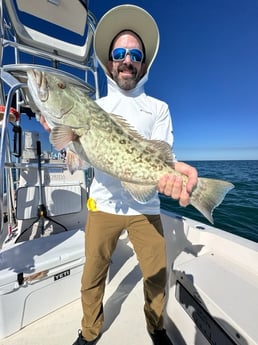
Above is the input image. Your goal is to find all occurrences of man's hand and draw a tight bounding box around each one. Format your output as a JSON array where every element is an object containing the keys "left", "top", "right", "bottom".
[{"left": 158, "top": 162, "right": 198, "bottom": 207}]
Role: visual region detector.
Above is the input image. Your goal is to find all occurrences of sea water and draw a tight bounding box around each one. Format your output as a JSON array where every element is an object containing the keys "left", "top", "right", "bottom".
[{"left": 159, "top": 160, "right": 258, "bottom": 243}]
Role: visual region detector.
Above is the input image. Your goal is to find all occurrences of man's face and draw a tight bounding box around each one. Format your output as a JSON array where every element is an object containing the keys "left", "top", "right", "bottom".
[{"left": 107, "top": 31, "right": 146, "bottom": 91}]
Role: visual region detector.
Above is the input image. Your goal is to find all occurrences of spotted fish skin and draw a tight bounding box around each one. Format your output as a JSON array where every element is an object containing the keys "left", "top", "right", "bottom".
[{"left": 27, "top": 69, "right": 234, "bottom": 223}]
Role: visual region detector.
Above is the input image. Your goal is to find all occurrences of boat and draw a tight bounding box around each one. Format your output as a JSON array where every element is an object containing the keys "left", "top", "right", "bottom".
[{"left": 0, "top": 1, "right": 257, "bottom": 344}]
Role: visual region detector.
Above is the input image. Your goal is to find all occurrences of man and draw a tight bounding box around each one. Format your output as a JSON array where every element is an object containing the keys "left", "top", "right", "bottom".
[
  {"left": 66, "top": 5, "right": 198, "bottom": 345},
  {"left": 39, "top": 5, "right": 197, "bottom": 345}
]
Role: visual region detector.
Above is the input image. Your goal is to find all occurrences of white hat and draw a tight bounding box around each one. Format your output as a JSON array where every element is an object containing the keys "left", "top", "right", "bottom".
[{"left": 94, "top": 4, "right": 160, "bottom": 74}]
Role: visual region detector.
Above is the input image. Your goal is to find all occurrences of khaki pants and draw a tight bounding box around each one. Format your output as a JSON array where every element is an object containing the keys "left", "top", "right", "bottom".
[{"left": 81, "top": 211, "right": 167, "bottom": 341}]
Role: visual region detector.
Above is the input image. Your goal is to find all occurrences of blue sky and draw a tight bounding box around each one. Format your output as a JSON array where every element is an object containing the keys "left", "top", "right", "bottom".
[
  {"left": 10, "top": 0, "right": 258, "bottom": 161},
  {"left": 90, "top": 0, "right": 258, "bottom": 161}
]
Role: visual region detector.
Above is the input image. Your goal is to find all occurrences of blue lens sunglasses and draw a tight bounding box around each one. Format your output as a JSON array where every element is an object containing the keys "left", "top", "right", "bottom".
[{"left": 111, "top": 48, "right": 144, "bottom": 63}]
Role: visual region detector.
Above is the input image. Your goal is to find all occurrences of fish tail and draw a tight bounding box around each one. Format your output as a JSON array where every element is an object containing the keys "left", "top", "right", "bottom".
[{"left": 189, "top": 177, "right": 234, "bottom": 224}]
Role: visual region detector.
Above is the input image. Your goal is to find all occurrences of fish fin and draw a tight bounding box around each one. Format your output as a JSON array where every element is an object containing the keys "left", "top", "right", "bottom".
[
  {"left": 121, "top": 182, "right": 157, "bottom": 203},
  {"left": 50, "top": 125, "right": 76, "bottom": 151},
  {"left": 190, "top": 178, "right": 234, "bottom": 224},
  {"left": 109, "top": 113, "right": 147, "bottom": 142},
  {"left": 71, "top": 140, "right": 92, "bottom": 166},
  {"left": 110, "top": 113, "right": 175, "bottom": 164},
  {"left": 66, "top": 148, "right": 90, "bottom": 174},
  {"left": 148, "top": 140, "right": 175, "bottom": 165}
]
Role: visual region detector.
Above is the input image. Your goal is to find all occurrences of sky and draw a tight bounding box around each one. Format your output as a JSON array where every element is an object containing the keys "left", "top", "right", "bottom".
[{"left": 6, "top": 0, "right": 258, "bottom": 161}]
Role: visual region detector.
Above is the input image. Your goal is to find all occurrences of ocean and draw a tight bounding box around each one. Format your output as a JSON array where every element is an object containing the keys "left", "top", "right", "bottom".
[{"left": 159, "top": 160, "right": 258, "bottom": 243}]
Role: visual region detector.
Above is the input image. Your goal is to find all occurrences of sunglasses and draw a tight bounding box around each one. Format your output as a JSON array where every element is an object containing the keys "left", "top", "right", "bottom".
[{"left": 110, "top": 48, "right": 144, "bottom": 63}]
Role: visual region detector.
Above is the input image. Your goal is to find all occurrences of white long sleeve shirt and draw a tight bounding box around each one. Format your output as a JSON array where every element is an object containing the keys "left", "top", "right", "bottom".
[{"left": 89, "top": 74, "right": 174, "bottom": 215}]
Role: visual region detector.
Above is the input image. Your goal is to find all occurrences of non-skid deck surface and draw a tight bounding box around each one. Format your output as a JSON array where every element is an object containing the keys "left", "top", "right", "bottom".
[{"left": 0, "top": 236, "right": 155, "bottom": 345}]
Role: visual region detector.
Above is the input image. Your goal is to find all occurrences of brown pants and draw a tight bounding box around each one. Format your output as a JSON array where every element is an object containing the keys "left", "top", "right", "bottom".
[{"left": 81, "top": 211, "right": 167, "bottom": 341}]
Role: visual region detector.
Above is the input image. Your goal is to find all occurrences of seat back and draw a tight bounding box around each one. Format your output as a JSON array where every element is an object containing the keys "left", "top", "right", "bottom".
[{"left": 2, "top": 0, "right": 96, "bottom": 64}]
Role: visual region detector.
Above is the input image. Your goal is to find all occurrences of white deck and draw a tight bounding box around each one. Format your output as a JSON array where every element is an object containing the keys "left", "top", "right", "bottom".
[
  {"left": 0, "top": 231, "right": 153, "bottom": 345},
  {"left": 1, "top": 213, "right": 258, "bottom": 345}
]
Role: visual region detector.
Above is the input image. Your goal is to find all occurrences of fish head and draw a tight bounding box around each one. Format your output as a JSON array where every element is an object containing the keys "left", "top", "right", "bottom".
[{"left": 27, "top": 69, "right": 74, "bottom": 126}]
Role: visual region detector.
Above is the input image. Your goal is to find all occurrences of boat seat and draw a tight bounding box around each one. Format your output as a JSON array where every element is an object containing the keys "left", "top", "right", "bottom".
[
  {"left": 16, "top": 184, "right": 83, "bottom": 219},
  {"left": 2, "top": 0, "right": 96, "bottom": 64},
  {"left": 173, "top": 251, "right": 258, "bottom": 345}
]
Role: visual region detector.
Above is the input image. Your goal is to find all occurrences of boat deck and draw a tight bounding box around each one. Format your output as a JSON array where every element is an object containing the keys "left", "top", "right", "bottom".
[
  {"left": 0, "top": 233, "right": 154, "bottom": 345},
  {"left": 1, "top": 214, "right": 258, "bottom": 345}
]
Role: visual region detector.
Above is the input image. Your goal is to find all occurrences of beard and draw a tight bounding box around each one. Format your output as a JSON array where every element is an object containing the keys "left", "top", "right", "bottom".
[{"left": 111, "top": 63, "right": 142, "bottom": 90}]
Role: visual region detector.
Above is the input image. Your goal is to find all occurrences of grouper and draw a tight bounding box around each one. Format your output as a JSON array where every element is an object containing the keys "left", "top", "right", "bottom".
[{"left": 27, "top": 69, "right": 234, "bottom": 223}]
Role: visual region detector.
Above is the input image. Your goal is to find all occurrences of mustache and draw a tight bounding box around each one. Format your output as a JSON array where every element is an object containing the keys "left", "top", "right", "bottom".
[{"left": 118, "top": 63, "right": 137, "bottom": 74}]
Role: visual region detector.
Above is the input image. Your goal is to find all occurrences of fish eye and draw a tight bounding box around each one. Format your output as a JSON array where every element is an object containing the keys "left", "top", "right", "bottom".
[{"left": 57, "top": 82, "right": 66, "bottom": 89}]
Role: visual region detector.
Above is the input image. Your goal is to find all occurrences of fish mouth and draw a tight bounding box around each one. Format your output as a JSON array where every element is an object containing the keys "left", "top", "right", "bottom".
[
  {"left": 28, "top": 69, "right": 49, "bottom": 102},
  {"left": 27, "top": 69, "right": 75, "bottom": 120}
]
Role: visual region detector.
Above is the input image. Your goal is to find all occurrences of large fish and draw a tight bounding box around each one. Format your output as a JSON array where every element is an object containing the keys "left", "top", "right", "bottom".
[{"left": 27, "top": 69, "right": 234, "bottom": 224}]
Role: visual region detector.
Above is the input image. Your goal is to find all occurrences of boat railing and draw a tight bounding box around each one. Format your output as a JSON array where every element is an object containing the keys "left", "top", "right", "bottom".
[{"left": 0, "top": 0, "right": 100, "bottom": 238}]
